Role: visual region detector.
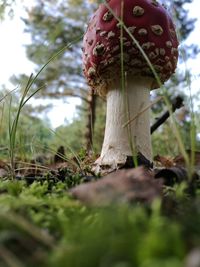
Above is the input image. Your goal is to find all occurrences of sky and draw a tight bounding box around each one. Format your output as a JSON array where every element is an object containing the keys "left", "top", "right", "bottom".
[
  {"left": 183, "top": 0, "right": 200, "bottom": 96},
  {"left": 0, "top": 0, "right": 200, "bottom": 128},
  {"left": 0, "top": 0, "right": 81, "bottom": 128}
]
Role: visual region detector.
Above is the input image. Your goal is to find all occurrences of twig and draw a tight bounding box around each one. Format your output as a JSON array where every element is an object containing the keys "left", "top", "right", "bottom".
[
  {"left": 151, "top": 96, "right": 184, "bottom": 134},
  {"left": 0, "top": 245, "right": 25, "bottom": 267},
  {"left": 123, "top": 96, "right": 163, "bottom": 128}
]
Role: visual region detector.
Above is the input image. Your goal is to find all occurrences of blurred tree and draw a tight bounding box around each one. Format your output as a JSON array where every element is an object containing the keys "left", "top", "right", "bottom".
[
  {"left": 172, "top": 0, "right": 196, "bottom": 44},
  {"left": 12, "top": 0, "right": 98, "bottom": 152},
  {"left": 19, "top": 0, "right": 94, "bottom": 99},
  {"left": 152, "top": 0, "right": 198, "bottom": 111},
  {"left": 151, "top": 0, "right": 199, "bottom": 156},
  {"left": 0, "top": 0, "right": 15, "bottom": 19}
]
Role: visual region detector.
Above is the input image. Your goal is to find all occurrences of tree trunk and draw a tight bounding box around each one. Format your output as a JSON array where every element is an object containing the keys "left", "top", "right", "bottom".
[{"left": 85, "top": 90, "right": 97, "bottom": 153}]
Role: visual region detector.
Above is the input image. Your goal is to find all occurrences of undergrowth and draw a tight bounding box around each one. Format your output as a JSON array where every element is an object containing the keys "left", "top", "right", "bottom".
[{"left": 0, "top": 177, "right": 200, "bottom": 267}]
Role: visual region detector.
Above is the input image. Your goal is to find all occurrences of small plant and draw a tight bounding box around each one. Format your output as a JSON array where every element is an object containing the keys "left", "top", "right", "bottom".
[{"left": 7, "top": 37, "right": 82, "bottom": 178}]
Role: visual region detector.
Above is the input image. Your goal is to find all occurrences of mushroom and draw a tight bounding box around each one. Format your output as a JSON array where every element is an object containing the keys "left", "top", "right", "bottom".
[{"left": 82, "top": 0, "right": 179, "bottom": 173}]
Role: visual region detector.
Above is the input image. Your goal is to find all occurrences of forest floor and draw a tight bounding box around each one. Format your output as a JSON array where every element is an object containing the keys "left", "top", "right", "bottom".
[{"left": 0, "top": 150, "right": 200, "bottom": 267}]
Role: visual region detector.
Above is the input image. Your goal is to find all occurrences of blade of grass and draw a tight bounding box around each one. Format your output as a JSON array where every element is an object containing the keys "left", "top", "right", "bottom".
[
  {"left": 48, "top": 129, "right": 82, "bottom": 165},
  {"left": 123, "top": 96, "right": 163, "bottom": 128},
  {"left": 171, "top": 3, "right": 196, "bottom": 178},
  {"left": 0, "top": 87, "right": 18, "bottom": 103},
  {"left": 182, "top": 54, "right": 196, "bottom": 177}
]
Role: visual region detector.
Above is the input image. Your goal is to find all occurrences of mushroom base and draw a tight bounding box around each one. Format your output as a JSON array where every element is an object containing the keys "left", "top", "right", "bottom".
[{"left": 93, "top": 76, "right": 154, "bottom": 174}]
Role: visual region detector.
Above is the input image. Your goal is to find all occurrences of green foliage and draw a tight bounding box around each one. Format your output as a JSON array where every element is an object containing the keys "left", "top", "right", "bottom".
[
  {"left": 0, "top": 0, "right": 15, "bottom": 19},
  {"left": 0, "top": 89, "right": 53, "bottom": 160},
  {"left": 48, "top": 204, "right": 185, "bottom": 267},
  {"left": 151, "top": 102, "right": 200, "bottom": 157},
  {"left": 2, "top": 177, "right": 200, "bottom": 267},
  {"left": 52, "top": 118, "right": 85, "bottom": 153}
]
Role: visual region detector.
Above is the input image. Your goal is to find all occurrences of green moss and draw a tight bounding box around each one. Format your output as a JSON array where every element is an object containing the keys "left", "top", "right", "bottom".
[{"left": 0, "top": 178, "right": 199, "bottom": 267}]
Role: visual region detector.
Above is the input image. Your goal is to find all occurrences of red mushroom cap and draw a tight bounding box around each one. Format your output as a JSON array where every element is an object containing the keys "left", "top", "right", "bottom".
[{"left": 83, "top": 0, "right": 179, "bottom": 95}]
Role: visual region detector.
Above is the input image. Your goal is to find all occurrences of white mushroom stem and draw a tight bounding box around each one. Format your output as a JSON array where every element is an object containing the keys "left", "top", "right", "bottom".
[{"left": 94, "top": 76, "right": 154, "bottom": 171}]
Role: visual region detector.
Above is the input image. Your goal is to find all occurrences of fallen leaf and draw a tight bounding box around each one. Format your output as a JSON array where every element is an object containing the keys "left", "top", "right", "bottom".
[{"left": 154, "top": 155, "right": 175, "bottom": 168}]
